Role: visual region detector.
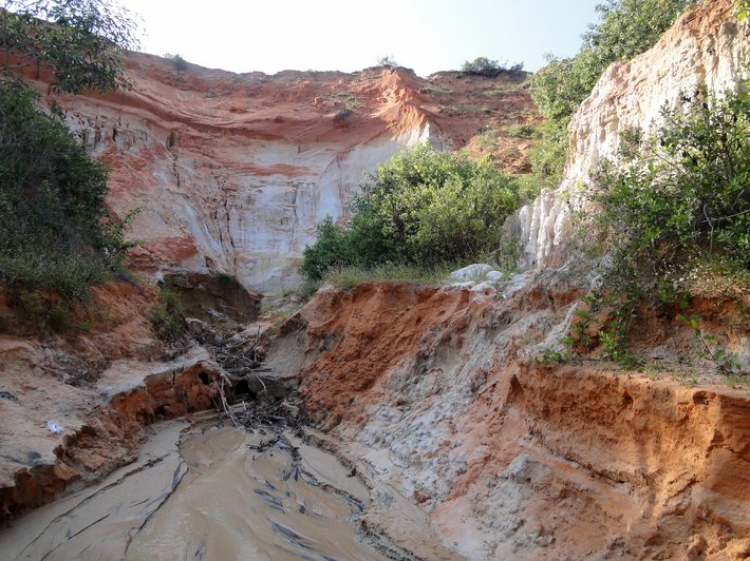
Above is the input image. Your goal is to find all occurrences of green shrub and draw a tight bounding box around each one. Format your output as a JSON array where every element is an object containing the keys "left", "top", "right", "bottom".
[
  {"left": 217, "top": 271, "right": 236, "bottom": 286},
  {"left": 502, "top": 124, "right": 540, "bottom": 139},
  {"left": 547, "top": 86, "right": 750, "bottom": 374},
  {"left": 48, "top": 303, "right": 73, "bottom": 332},
  {"left": 1, "top": 0, "right": 139, "bottom": 94},
  {"left": 301, "top": 144, "right": 521, "bottom": 280},
  {"left": 0, "top": 0, "right": 137, "bottom": 330},
  {"left": 588, "top": 86, "right": 750, "bottom": 292},
  {"left": 513, "top": 120, "right": 570, "bottom": 201},
  {"left": 476, "top": 128, "right": 498, "bottom": 150},
  {"left": 17, "top": 290, "right": 44, "bottom": 322},
  {"left": 376, "top": 55, "right": 398, "bottom": 68},
  {"left": 165, "top": 53, "right": 189, "bottom": 72},
  {"left": 297, "top": 278, "right": 323, "bottom": 301},
  {"left": 150, "top": 287, "right": 186, "bottom": 342},
  {"left": 0, "top": 82, "right": 131, "bottom": 303},
  {"left": 738, "top": 0, "right": 750, "bottom": 19},
  {"left": 300, "top": 217, "right": 356, "bottom": 281}
]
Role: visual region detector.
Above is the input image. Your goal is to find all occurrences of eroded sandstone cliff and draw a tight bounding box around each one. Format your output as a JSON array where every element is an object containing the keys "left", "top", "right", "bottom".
[
  {"left": 509, "top": 0, "right": 750, "bottom": 269},
  {"left": 2, "top": 2, "right": 749, "bottom": 557},
  {"left": 33, "top": 58, "right": 534, "bottom": 292}
]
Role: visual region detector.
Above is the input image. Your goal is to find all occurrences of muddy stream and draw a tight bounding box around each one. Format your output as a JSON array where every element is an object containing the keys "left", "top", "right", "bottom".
[{"left": 0, "top": 415, "right": 390, "bottom": 560}]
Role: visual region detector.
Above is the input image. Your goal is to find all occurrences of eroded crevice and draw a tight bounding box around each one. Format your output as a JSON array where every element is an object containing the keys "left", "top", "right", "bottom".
[{"left": 0, "top": 361, "right": 222, "bottom": 523}]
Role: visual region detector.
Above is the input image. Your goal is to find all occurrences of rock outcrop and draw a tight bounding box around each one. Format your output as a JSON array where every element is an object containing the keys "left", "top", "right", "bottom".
[
  {"left": 510, "top": 0, "right": 750, "bottom": 269},
  {"left": 33, "top": 58, "right": 534, "bottom": 292}
]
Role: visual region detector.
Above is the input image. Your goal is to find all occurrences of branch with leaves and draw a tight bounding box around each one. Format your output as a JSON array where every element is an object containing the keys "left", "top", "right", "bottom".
[{"left": 1, "top": 0, "right": 140, "bottom": 93}]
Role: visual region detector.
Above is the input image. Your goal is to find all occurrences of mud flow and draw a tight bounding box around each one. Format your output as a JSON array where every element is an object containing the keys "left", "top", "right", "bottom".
[{"left": 0, "top": 416, "right": 388, "bottom": 560}]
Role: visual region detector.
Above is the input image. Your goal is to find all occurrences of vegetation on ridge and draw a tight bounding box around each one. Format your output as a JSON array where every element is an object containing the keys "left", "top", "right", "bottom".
[
  {"left": 461, "top": 57, "right": 524, "bottom": 77},
  {"left": 0, "top": 0, "right": 138, "bottom": 329},
  {"left": 525, "top": 0, "right": 699, "bottom": 193}
]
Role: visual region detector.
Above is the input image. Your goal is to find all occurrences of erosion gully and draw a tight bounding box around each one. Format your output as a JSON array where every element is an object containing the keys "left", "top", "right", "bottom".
[{"left": 0, "top": 411, "right": 391, "bottom": 560}]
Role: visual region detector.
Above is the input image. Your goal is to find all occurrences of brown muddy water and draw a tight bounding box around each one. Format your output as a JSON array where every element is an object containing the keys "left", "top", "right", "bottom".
[{"left": 0, "top": 416, "right": 389, "bottom": 560}]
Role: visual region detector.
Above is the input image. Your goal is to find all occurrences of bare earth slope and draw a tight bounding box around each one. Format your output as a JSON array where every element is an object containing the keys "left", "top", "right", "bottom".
[{"left": 273, "top": 282, "right": 750, "bottom": 560}]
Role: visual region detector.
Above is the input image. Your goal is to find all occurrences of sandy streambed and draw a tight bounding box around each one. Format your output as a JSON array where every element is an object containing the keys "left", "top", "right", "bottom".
[{"left": 0, "top": 416, "right": 389, "bottom": 560}]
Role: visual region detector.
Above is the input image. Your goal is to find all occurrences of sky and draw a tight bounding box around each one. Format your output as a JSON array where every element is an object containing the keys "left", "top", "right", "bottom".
[{"left": 118, "top": 0, "right": 603, "bottom": 76}]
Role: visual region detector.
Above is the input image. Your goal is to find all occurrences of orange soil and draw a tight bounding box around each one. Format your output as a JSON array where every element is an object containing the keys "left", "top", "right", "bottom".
[{"left": 283, "top": 282, "right": 750, "bottom": 559}]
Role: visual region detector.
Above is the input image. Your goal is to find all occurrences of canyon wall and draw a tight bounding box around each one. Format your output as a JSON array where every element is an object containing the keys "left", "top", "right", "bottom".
[
  {"left": 509, "top": 0, "right": 750, "bottom": 269},
  {"left": 40, "top": 59, "right": 534, "bottom": 292}
]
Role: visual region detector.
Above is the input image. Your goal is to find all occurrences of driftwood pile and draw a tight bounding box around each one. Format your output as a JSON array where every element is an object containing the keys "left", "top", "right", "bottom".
[{"left": 197, "top": 323, "right": 305, "bottom": 433}]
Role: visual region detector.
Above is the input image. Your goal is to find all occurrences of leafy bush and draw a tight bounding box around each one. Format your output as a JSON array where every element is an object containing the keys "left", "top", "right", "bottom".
[
  {"left": 376, "top": 55, "right": 398, "bottom": 68},
  {"left": 502, "top": 124, "right": 540, "bottom": 139},
  {"left": 544, "top": 86, "right": 750, "bottom": 374},
  {"left": 588, "top": 86, "right": 750, "bottom": 291},
  {"left": 0, "top": 1, "right": 137, "bottom": 328},
  {"left": 301, "top": 144, "right": 521, "bottom": 280},
  {"left": 165, "top": 53, "right": 189, "bottom": 71},
  {"left": 0, "top": 82, "right": 133, "bottom": 304},
  {"left": 475, "top": 127, "right": 498, "bottom": 150}
]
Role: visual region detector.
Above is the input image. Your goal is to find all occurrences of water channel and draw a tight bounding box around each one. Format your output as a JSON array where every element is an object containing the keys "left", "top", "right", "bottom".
[{"left": 0, "top": 415, "right": 389, "bottom": 560}]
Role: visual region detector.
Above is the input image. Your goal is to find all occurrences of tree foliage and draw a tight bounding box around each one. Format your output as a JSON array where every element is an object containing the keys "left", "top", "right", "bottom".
[
  {"left": 0, "top": 82, "right": 133, "bottom": 301},
  {"left": 1, "top": 0, "right": 139, "bottom": 93},
  {"left": 737, "top": 0, "right": 750, "bottom": 20},
  {"left": 301, "top": 144, "right": 521, "bottom": 280},
  {"left": 376, "top": 55, "right": 398, "bottom": 68},
  {"left": 583, "top": 0, "right": 698, "bottom": 69},
  {"left": 589, "top": 86, "right": 750, "bottom": 289},
  {"left": 0, "top": 1, "right": 138, "bottom": 326},
  {"left": 532, "top": 0, "right": 696, "bottom": 124},
  {"left": 164, "top": 52, "right": 188, "bottom": 71}
]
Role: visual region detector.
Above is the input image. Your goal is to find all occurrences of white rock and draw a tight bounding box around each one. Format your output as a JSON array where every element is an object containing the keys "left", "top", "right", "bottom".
[
  {"left": 486, "top": 271, "right": 504, "bottom": 282},
  {"left": 449, "top": 264, "right": 493, "bottom": 282},
  {"left": 507, "top": 2, "right": 750, "bottom": 270},
  {"left": 46, "top": 421, "right": 65, "bottom": 434}
]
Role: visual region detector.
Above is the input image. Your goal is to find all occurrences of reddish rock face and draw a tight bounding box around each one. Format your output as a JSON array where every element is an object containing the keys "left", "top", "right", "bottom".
[
  {"left": 277, "top": 281, "right": 750, "bottom": 559},
  {"left": 34, "top": 56, "right": 535, "bottom": 292}
]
